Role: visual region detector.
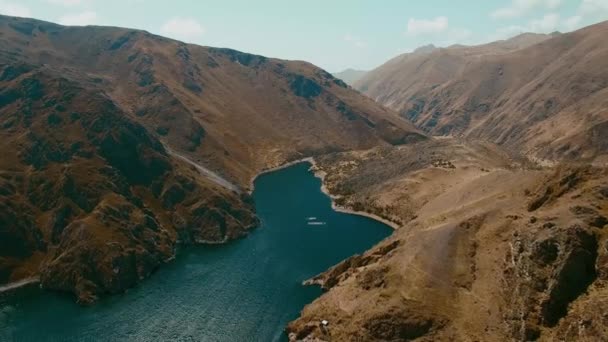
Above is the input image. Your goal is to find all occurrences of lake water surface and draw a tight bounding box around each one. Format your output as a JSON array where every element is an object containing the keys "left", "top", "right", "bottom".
[{"left": 0, "top": 162, "right": 392, "bottom": 342}]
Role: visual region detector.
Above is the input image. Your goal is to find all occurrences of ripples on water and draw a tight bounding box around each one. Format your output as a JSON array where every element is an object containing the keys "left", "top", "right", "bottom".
[{"left": 0, "top": 162, "right": 392, "bottom": 342}]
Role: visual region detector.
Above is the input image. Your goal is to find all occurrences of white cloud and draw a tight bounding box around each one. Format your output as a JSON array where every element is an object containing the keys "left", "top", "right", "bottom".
[
  {"left": 491, "top": 0, "right": 563, "bottom": 19},
  {"left": 160, "top": 17, "right": 205, "bottom": 41},
  {"left": 529, "top": 13, "right": 561, "bottom": 32},
  {"left": 444, "top": 28, "right": 473, "bottom": 43},
  {"left": 344, "top": 34, "right": 367, "bottom": 48},
  {"left": 489, "top": 12, "right": 561, "bottom": 41},
  {"left": 396, "top": 47, "right": 413, "bottom": 54},
  {"left": 406, "top": 16, "right": 449, "bottom": 36},
  {"left": 492, "top": 25, "right": 528, "bottom": 39},
  {"left": 58, "top": 11, "right": 97, "bottom": 26},
  {"left": 0, "top": 1, "right": 31, "bottom": 17},
  {"left": 555, "top": 0, "right": 608, "bottom": 32},
  {"left": 46, "top": 0, "right": 83, "bottom": 7},
  {"left": 488, "top": 4, "right": 602, "bottom": 43},
  {"left": 405, "top": 17, "right": 470, "bottom": 46},
  {"left": 545, "top": 0, "right": 563, "bottom": 9},
  {"left": 580, "top": 0, "right": 608, "bottom": 13},
  {"left": 563, "top": 15, "right": 583, "bottom": 30}
]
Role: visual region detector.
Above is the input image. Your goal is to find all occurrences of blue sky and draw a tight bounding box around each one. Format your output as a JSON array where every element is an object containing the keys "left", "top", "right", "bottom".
[{"left": 1, "top": 0, "right": 607, "bottom": 71}]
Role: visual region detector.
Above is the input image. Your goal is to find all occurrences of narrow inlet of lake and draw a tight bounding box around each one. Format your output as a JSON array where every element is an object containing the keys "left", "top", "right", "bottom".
[{"left": 0, "top": 162, "right": 392, "bottom": 342}]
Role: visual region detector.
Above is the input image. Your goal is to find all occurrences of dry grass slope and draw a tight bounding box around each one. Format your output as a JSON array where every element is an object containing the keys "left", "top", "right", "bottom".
[
  {"left": 356, "top": 23, "right": 608, "bottom": 164},
  {"left": 287, "top": 143, "right": 608, "bottom": 341}
]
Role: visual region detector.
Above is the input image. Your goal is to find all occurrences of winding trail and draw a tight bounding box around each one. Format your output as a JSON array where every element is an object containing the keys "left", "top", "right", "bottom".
[
  {"left": 165, "top": 147, "right": 241, "bottom": 193},
  {"left": 0, "top": 277, "right": 39, "bottom": 293}
]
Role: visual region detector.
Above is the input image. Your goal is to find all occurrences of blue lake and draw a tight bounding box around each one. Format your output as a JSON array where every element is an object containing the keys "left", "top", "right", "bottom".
[{"left": 0, "top": 162, "right": 392, "bottom": 341}]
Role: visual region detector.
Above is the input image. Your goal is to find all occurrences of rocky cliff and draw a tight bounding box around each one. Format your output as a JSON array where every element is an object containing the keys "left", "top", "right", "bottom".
[{"left": 0, "top": 63, "right": 258, "bottom": 303}]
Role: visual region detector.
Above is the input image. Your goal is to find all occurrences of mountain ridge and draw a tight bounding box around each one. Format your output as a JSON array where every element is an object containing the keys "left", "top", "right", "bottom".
[
  {"left": 286, "top": 21, "right": 608, "bottom": 342},
  {"left": 0, "top": 14, "right": 424, "bottom": 303},
  {"left": 332, "top": 68, "right": 368, "bottom": 86},
  {"left": 355, "top": 21, "right": 608, "bottom": 163}
]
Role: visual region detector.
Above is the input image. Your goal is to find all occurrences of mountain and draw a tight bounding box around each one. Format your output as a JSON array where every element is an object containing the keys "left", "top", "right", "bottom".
[
  {"left": 2, "top": 12, "right": 608, "bottom": 342},
  {"left": 0, "top": 15, "right": 425, "bottom": 303},
  {"left": 412, "top": 43, "right": 438, "bottom": 54},
  {"left": 0, "top": 61, "right": 258, "bottom": 304},
  {"left": 288, "top": 139, "right": 608, "bottom": 341},
  {"left": 286, "top": 23, "right": 608, "bottom": 341},
  {"left": 332, "top": 68, "right": 368, "bottom": 85},
  {"left": 355, "top": 26, "right": 608, "bottom": 162},
  {"left": 448, "top": 32, "right": 559, "bottom": 55},
  {"left": 0, "top": 15, "right": 424, "bottom": 186}
]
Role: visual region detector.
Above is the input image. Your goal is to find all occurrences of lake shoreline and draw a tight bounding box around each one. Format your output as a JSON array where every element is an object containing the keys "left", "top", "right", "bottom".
[
  {"left": 248, "top": 157, "right": 315, "bottom": 194},
  {"left": 310, "top": 162, "right": 401, "bottom": 231},
  {"left": 249, "top": 158, "right": 400, "bottom": 230},
  {"left": 1, "top": 160, "right": 397, "bottom": 304},
  {"left": 3, "top": 160, "right": 392, "bottom": 341}
]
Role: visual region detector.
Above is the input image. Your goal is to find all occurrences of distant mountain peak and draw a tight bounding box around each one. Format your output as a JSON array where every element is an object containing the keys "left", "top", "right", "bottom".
[
  {"left": 0, "top": 14, "right": 425, "bottom": 303},
  {"left": 355, "top": 20, "right": 608, "bottom": 162},
  {"left": 413, "top": 44, "right": 437, "bottom": 54},
  {"left": 338, "top": 68, "right": 364, "bottom": 73},
  {"left": 332, "top": 68, "right": 368, "bottom": 86}
]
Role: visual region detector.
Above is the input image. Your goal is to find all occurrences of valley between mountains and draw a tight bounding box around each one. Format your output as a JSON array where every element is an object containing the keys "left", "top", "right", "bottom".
[{"left": 1, "top": 13, "right": 607, "bottom": 342}]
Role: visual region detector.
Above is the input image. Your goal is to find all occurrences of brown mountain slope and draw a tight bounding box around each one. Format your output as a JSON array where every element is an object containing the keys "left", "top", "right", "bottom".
[
  {"left": 355, "top": 33, "right": 553, "bottom": 101},
  {"left": 288, "top": 143, "right": 608, "bottom": 341},
  {"left": 355, "top": 23, "right": 608, "bottom": 163},
  {"left": 332, "top": 69, "right": 368, "bottom": 86},
  {"left": 0, "top": 15, "right": 424, "bottom": 302},
  {"left": 0, "top": 15, "right": 425, "bottom": 187},
  {"left": 287, "top": 23, "right": 608, "bottom": 341},
  {"left": 0, "top": 62, "right": 257, "bottom": 303}
]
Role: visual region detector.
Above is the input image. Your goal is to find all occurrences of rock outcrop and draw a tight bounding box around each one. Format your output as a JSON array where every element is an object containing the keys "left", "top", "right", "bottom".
[{"left": 0, "top": 63, "right": 257, "bottom": 303}]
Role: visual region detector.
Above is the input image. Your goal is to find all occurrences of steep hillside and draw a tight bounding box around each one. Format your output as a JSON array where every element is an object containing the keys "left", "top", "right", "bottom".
[
  {"left": 332, "top": 68, "right": 368, "bottom": 86},
  {"left": 0, "top": 62, "right": 257, "bottom": 303},
  {"left": 356, "top": 25, "right": 608, "bottom": 163},
  {"left": 287, "top": 24, "right": 608, "bottom": 341},
  {"left": 288, "top": 143, "right": 608, "bottom": 341},
  {"left": 0, "top": 15, "right": 425, "bottom": 187},
  {"left": 0, "top": 15, "right": 424, "bottom": 302},
  {"left": 355, "top": 33, "right": 555, "bottom": 105}
]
